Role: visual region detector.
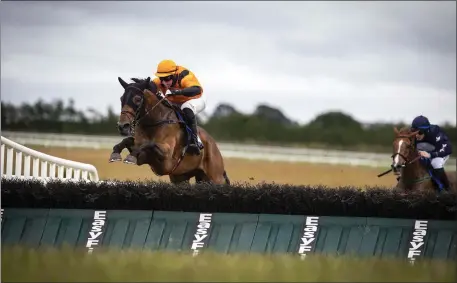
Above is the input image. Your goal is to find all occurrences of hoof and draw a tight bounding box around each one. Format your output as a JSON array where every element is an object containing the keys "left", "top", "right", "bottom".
[
  {"left": 109, "top": 153, "right": 122, "bottom": 163},
  {"left": 123, "top": 154, "right": 137, "bottom": 165}
]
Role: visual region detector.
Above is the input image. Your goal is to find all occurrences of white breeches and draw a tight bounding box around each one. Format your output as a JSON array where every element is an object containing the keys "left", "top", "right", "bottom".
[
  {"left": 176, "top": 95, "right": 206, "bottom": 115},
  {"left": 431, "top": 155, "right": 449, "bottom": 169},
  {"left": 169, "top": 94, "right": 206, "bottom": 142}
]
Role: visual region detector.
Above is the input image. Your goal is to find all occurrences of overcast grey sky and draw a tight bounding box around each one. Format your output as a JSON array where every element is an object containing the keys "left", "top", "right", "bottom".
[{"left": 1, "top": 1, "right": 456, "bottom": 125}]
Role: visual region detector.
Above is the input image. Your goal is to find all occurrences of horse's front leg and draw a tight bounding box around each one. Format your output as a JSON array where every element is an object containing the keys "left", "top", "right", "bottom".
[
  {"left": 392, "top": 175, "right": 405, "bottom": 193},
  {"left": 122, "top": 137, "right": 138, "bottom": 165},
  {"left": 109, "top": 137, "right": 135, "bottom": 162}
]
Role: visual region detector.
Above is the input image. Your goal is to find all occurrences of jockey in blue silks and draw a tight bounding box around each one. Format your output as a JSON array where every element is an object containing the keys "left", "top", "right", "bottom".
[{"left": 411, "top": 115, "right": 452, "bottom": 190}]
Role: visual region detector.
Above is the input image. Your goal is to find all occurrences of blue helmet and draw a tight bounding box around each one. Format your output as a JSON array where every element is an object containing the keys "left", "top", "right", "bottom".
[{"left": 411, "top": 115, "right": 431, "bottom": 130}]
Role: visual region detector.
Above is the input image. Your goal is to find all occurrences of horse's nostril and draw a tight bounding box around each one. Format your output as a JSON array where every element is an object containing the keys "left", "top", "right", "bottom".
[{"left": 117, "top": 123, "right": 130, "bottom": 130}]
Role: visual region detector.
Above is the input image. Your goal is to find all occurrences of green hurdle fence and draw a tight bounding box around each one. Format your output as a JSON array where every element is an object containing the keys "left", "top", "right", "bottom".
[{"left": 2, "top": 208, "right": 456, "bottom": 262}]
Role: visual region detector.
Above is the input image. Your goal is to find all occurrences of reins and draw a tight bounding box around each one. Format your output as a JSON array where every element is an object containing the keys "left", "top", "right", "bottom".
[
  {"left": 377, "top": 155, "right": 422, "bottom": 177},
  {"left": 377, "top": 135, "right": 423, "bottom": 178},
  {"left": 122, "top": 85, "right": 189, "bottom": 175},
  {"left": 122, "top": 86, "right": 185, "bottom": 135}
]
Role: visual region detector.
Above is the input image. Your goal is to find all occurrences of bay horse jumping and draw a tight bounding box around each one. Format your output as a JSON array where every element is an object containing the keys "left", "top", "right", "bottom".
[
  {"left": 109, "top": 77, "right": 230, "bottom": 185},
  {"left": 380, "top": 127, "right": 456, "bottom": 193},
  {"left": 109, "top": 78, "right": 147, "bottom": 164}
]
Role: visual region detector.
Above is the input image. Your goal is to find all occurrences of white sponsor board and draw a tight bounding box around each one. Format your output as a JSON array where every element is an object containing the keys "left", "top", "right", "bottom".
[
  {"left": 86, "top": 210, "right": 107, "bottom": 254},
  {"left": 297, "top": 216, "right": 320, "bottom": 259},
  {"left": 191, "top": 213, "right": 213, "bottom": 256},
  {"left": 408, "top": 220, "right": 428, "bottom": 264}
]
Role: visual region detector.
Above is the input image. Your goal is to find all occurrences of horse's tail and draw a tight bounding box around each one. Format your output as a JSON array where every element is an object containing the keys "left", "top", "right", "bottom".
[{"left": 223, "top": 170, "right": 230, "bottom": 185}]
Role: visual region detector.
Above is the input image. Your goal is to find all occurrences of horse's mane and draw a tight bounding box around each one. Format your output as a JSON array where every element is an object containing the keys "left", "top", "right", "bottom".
[
  {"left": 129, "top": 77, "right": 157, "bottom": 96},
  {"left": 128, "top": 77, "right": 174, "bottom": 111},
  {"left": 394, "top": 126, "right": 419, "bottom": 140}
]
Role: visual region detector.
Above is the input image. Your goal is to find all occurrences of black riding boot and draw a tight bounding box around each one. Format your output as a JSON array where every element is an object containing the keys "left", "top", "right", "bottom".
[
  {"left": 433, "top": 168, "right": 450, "bottom": 191},
  {"left": 182, "top": 108, "right": 202, "bottom": 155}
]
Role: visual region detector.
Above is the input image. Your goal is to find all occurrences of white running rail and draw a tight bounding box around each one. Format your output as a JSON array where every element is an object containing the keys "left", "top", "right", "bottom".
[
  {"left": 1, "top": 136, "right": 99, "bottom": 182},
  {"left": 3, "top": 131, "right": 456, "bottom": 169}
]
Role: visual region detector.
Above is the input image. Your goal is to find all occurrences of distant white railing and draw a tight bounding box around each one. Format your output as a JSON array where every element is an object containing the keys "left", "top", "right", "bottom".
[
  {"left": 1, "top": 136, "right": 99, "bottom": 182},
  {"left": 2, "top": 131, "right": 456, "bottom": 169}
]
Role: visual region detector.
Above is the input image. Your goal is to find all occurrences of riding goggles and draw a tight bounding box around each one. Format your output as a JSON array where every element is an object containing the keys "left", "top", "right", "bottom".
[
  {"left": 411, "top": 127, "right": 428, "bottom": 135},
  {"left": 159, "top": 75, "right": 174, "bottom": 82}
]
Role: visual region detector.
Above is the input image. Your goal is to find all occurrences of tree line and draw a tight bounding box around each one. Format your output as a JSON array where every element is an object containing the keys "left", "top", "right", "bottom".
[{"left": 2, "top": 99, "right": 455, "bottom": 153}]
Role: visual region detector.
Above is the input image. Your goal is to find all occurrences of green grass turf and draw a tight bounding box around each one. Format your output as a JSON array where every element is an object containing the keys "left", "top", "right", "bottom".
[{"left": 2, "top": 246, "right": 456, "bottom": 282}]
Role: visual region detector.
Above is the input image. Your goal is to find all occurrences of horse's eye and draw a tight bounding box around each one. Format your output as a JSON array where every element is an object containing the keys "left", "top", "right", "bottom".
[{"left": 133, "top": 95, "right": 142, "bottom": 106}]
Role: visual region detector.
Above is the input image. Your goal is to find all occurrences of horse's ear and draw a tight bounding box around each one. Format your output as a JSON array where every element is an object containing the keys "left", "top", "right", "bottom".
[
  {"left": 118, "top": 77, "right": 128, "bottom": 89},
  {"left": 140, "top": 77, "right": 151, "bottom": 89},
  {"left": 394, "top": 127, "right": 399, "bottom": 135},
  {"left": 409, "top": 130, "right": 419, "bottom": 137}
]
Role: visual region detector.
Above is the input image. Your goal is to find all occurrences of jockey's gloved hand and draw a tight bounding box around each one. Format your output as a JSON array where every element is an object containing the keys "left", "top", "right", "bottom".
[{"left": 168, "top": 89, "right": 182, "bottom": 96}]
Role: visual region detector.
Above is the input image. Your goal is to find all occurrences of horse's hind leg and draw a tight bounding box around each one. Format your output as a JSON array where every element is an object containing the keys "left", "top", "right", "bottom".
[
  {"left": 169, "top": 174, "right": 191, "bottom": 185},
  {"left": 195, "top": 174, "right": 204, "bottom": 184},
  {"left": 201, "top": 168, "right": 228, "bottom": 185},
  {"left": 448, "top": 172, "right": 457, "bottom": 193},
  {"left": 223, "top": 170, "right": 230, "bottom": 185},
  {"left": 201, "top": 158, "right": 230, "bottom": 185},
  {"left": 195, "top": 171, "right": 211, "bottom": 184},
  {"left": 198, "top": 131, "right": 230, "bottom": 185}
]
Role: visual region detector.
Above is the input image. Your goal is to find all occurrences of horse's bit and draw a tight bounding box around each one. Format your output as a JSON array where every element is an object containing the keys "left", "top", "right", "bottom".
[{"left": 377, "top": 137, "right": 421, "bottom": 177}]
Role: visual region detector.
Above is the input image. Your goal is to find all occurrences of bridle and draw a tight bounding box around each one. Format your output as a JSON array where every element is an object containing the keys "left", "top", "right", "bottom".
[
  {"left": 121, "top": 85, "right": 185, "bottom": 136},
  {"left": 378, "top": 129, "right": 434, "bottom": 189},
  {"left": 391, "top": 135, "right": 422, "bottom": 169},
  {"left": 377, "top": 134, "right": 421, "bottom": 177},
  {"left": 119, "top": 84, "right": 189, "bottom": 175}
]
